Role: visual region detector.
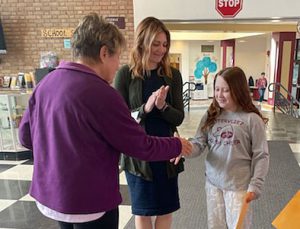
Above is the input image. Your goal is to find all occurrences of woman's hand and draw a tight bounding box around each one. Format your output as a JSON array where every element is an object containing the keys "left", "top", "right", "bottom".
[
  {"left": 155, "top": 85, "right": 169, "bottom": 110},
  {"left": 144, "top": 92, "right": 157, "bottom": 113},
  {"left": 170, "top": 137, "right": 192, "bottom": 164}
]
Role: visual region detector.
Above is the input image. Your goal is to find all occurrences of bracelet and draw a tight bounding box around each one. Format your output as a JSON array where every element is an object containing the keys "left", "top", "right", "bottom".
[{"left": 160, "top": 103, "right": 169, "bottom": 112}]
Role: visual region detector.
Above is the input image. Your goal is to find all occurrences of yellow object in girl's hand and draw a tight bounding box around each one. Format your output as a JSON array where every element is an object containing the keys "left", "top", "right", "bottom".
[{"left": 236, "top": 194, "right": 250, "bottom": 229}]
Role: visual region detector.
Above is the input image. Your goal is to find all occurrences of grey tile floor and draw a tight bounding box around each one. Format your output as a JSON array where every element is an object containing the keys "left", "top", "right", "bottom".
[{"left": 0, "top": 100, "right": 299, "bottom": 229}]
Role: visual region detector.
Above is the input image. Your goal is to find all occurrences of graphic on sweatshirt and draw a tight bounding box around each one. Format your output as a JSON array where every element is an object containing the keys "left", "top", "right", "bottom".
[
  {"left": 209, "top": 124, "right": 240, "bottom": 146},
  {"left": 213, "top": 125, "right": 233, "bottom": 139}
]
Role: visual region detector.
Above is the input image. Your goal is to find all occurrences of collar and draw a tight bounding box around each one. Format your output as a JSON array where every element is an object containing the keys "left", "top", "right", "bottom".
[{"left": 56, "top": 61, "right": 108, "bottom": 84}]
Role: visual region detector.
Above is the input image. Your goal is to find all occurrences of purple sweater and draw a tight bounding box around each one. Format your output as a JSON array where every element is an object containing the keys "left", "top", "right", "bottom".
[{"left": 18, "top": 61, "right": 181, "bottom": 214}]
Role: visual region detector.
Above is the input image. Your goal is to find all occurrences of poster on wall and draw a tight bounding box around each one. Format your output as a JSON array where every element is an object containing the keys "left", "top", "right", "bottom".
[
  {"left": 193, "top": 56, "right": 218, "bottom": 98},
  {"left": 194, "top": 56, "right": 217, "bottom": 84}
]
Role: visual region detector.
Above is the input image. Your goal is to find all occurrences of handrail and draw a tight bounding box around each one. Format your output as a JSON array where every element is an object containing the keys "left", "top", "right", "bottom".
[
  {"left": 182, "top": 82, "right": 196, "bottom": 111},
  {"left": 268, "top": 82, "right": 300, "bottom": 118}
]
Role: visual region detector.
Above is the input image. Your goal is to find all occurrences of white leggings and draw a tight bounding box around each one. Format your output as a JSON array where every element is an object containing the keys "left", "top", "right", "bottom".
[{"left": 205, "top": 180, "right": 252, "bottom": 229}]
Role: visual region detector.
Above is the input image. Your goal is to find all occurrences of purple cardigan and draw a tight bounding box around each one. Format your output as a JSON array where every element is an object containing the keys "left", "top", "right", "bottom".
[{"left": 18, "top": 61, "right": 181, "bottom": 214}]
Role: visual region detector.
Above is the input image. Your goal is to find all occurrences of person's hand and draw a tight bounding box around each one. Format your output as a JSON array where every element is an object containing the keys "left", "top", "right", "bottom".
[
  {"left": 245, "top": 192, "right": 256, "bottom": 203},
  {"left": 155, "top": 85, "right": 169, "bottom": 110},
  {"left": 170, "top": 156, "right": 182, "bottom": 165},
  {"left": 178, "top": 137, "right": 192, "bottom": 157},
  {"left": 144, "top": 92, "right": 157, "bottom": 113}
]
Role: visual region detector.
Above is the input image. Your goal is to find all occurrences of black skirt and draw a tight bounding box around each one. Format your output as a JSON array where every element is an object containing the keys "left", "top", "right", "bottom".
[{"left": 125, "top": 161, "right": 180, "bottom": 216}]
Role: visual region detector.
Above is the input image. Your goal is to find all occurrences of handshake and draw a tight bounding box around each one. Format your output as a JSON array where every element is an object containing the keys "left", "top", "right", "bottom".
[{"left": 171, "top": 137, "right": 193, "bottom": 165}]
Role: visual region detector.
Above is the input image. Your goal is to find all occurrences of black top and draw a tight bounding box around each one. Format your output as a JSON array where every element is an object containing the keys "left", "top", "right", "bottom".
[{"left": 143, "top": 69, "right": 171, "bottom": 137}]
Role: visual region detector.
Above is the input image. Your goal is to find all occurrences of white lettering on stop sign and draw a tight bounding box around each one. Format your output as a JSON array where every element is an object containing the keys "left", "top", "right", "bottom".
[{"left": 219, "top": 0, "right": 240, "bottom": 7}]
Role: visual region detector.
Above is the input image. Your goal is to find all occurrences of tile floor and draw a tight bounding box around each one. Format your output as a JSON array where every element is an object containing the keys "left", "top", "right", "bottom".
[
  {"left": 0, "top": 159, "right": 132, "bottom": 229},
  {"left": 0, "top": 100, "right": 300, "bottom": 229}
]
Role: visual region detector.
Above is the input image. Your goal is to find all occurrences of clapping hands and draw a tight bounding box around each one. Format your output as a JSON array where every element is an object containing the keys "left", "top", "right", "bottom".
[
  {"left": 143, "top": 85, "right": 192, "bottom": 165},
  {"left": 144, "top": 85, "right": 169, "bottom": 113}
]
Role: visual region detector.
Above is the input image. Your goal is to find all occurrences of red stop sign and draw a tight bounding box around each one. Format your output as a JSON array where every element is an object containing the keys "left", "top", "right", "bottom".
[{"left": 216, "top": 0, "right": 243, "bottom": 18}]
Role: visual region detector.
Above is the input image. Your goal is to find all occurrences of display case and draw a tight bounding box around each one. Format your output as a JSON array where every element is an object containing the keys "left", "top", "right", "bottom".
[{"left": 0, "top": 92, "right": 32, "bottom": 160}]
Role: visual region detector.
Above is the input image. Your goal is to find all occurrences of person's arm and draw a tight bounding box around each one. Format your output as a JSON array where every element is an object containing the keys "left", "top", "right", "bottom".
[
  {"left": 188, "top": 113, "right": 208, "bottom": 158},
  {"left": 89, "top": 87, "right": 189, "bottom": 161},
  {"left": 114, "top": 65, "right": 130, "bottom": 106},
  {"left": 114, "top": 65, "right": 152, "bottom": 121},
  {"left": 160, "top": 69, "right": 184, "bottom": 126},
  {"left": 18, "top": 107, "right": 33, "bottom": 150},
  {"left": 248, "top": 115, "right": 269, "bottom": 199}
]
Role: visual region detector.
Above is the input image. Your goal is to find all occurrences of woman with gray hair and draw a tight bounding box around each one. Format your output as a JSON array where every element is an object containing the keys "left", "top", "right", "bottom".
[{"left": 18, "top": 13, "right": 192, "bottom": 229}]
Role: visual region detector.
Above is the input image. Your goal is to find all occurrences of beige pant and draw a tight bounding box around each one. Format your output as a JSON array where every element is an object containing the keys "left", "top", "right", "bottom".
[{"left": 205, "top": 180, "right": 252, "bottom": 229}]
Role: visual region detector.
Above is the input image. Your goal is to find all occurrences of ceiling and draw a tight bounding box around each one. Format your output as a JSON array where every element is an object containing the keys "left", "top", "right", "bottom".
[
  {"left": 170, "top": 31, "right": 265, "bottom": 41},
  {"left": 165, "top": 18, "right": 299, "bottom": 41}
]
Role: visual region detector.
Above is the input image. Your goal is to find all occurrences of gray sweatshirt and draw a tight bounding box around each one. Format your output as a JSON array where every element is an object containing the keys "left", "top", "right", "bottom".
[{"left": 190, "top": 110, "right": 269, "bottom": 198}]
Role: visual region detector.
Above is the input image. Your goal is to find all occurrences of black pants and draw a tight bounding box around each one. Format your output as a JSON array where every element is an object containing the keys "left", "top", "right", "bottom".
[{"left": 58, "top": 207, "right": 119, "bottom": 229}]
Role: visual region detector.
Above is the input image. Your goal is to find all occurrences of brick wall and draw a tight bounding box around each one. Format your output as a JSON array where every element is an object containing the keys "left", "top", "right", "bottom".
[{"left": 0, "top": 0, "right": 134, "bottom": 76}]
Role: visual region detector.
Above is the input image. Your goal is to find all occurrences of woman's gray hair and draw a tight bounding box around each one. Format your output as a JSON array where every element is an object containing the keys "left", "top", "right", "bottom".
[{"left": 71, "top": 13, "right": 125, "bottom": 62}]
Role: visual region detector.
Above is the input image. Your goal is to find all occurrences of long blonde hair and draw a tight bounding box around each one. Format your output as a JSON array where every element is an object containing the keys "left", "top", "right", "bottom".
[
  {"left": 202, "top": 67, "right": 268, "bottom": 131},
  {"left": 130, "top": 17, "right": 172, "bottom": 78}
]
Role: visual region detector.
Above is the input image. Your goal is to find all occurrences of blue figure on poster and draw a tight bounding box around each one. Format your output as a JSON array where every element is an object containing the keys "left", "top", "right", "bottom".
[{"left": 194, "top": 56, "right": 217, "bottom": 84}]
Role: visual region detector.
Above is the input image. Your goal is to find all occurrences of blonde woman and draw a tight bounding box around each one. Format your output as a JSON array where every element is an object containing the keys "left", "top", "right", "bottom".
[{"left": 115, "top": 17, "right": 184, "bottom": 229}]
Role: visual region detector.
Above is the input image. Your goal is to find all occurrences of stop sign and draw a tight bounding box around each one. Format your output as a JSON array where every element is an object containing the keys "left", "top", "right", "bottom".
[{"left": 216, "top": 0, "right": 243, "bottom": 18}]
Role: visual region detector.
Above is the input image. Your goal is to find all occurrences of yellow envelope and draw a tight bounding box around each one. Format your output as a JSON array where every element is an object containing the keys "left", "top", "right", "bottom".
[{"left": 272, "top": 190, "right": 300, "bottom": 229}]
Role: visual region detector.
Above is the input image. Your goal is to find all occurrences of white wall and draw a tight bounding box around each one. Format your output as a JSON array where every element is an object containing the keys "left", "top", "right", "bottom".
[
  {"left": 235, "top": 34, "right": 268, "bottom": 81},
  {"left": 133, "top": 0, "right": 300, "bottom": 26},
  {"left": 234, "top": 34, "right": 270, "bottom": 100},
  {"left": 170, "top": 41, "right": 189, "bottom": 83},
  {"left": 170, "top": 34, "right": 271, "bottom": 98},
  {"left": 171, "top": 36, "right": 269, "bottom": 82},
  {"left": 170, "top": 40, "right": 221, "bottom": 84}
]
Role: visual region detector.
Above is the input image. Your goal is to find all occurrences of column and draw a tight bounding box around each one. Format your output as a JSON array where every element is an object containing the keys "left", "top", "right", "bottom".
[
  {"left": 220, "top": 39, "right": 235, "bottom": 69},
  {"left": 271, "top": 32, "right": 296, "bottom": 100}
]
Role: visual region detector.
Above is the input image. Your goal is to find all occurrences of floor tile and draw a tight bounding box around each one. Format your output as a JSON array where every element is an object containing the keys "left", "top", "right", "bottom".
[
  {"left": 119, "top": 205, "right": 132, "bottom": 229},
  {"left": 0, "top": 160, "right": 27, "bottom": 165},
  {"left": 120, "top": 184, "right": 131, "bottom": 206},
  {"left": 0, "top": 165, "right": 33, "bottom": 181},
  {"left": 0, "top": 180, "right": 31, "bottom": 200},
  {"left": 21, "top": 160, "right": 33, "bottom": 165},
  {"left": 0, "top": 199, "right": 17, "bottom": 212},
  {"left": 19, "top": 194, "right": 34, "bottom": 202},
  {"left": 0, "top": 165, "right": 15, "bottom": 173},
  {"left": 119, "top": 171, "right": 127, "bottom": 185},
  {"left": 0, "top": 201, "right": 57, "bottom": 229}
]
